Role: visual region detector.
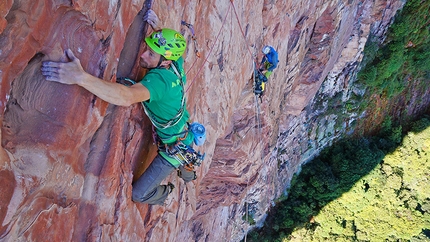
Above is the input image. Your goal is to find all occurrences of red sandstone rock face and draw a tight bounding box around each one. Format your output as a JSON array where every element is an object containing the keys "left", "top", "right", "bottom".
[{"left": 0, "top": 0, "right": 404, "bottom": 241}]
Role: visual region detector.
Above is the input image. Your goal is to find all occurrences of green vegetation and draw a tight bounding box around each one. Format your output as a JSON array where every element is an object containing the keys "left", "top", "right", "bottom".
[
  {"left": 357, "top": 0, "right": 430, "bottom": 98},
  {"left": 288, "top": 118, "right": 430, "bottom": 241},
  {"left": 336, "top": 0, "right": 430, "bottom": 137},
  {"left": 247, "top": 117, "right": 430, "bottom": 241},
  {"left": 242, "top": 213, "right": 256, "bottom": 226}
]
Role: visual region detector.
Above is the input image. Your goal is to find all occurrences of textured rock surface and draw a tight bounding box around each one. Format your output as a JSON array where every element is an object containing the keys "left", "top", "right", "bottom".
[{"left": 0, "top": 0, "right": 405, "bottom": 241}]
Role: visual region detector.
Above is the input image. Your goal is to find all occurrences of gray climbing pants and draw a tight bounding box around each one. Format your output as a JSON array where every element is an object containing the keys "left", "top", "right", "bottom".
[{"left": 132, "top": 153, "right": 196, "bottom": 205}]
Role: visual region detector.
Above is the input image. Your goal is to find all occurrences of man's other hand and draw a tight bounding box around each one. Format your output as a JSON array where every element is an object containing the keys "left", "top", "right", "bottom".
[{"left": 144, "top": 9, "right": 160, "bottom": 30}]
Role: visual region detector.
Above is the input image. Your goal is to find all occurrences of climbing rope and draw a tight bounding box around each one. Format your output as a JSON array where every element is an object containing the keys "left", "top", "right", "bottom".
[
  {"left": 230, "top": 2, "right": 280, "bottom": 242},
  {"left": 229, "top": 2, "right": 266, "bottom": 242},
  {"left": 183, "top": 1, "right": 263, "bottom": 93},
  {"left": 230, "top": 1, "right": 257, "bottom": 62}
]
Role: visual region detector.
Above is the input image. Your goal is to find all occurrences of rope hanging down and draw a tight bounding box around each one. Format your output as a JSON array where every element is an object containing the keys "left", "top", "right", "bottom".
[
  {"left": 230, "top": 2, "right": 281, "bottom": 242},
  {"left": 230, "top": 1, "right": 258, "bottom": 64},
  {"left": 229, "top": 2, "right": 265, "bottom": 242},
  {"left": 184, "top": 1, "right": 261, "bottom": 92}
]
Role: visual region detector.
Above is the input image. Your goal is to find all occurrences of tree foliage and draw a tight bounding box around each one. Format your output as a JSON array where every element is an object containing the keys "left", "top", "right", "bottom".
[
  {"left": 247, "top": 117, "right": 430, "bottom": 242},
  {"left": 357, "top": 0, "right": 430, "bottom": 97}
]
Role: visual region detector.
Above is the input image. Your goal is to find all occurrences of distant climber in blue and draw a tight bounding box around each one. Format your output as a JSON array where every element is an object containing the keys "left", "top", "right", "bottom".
[
  {"left": 254, "top": 45, "right": 279, "bottom": 97},
  {"left": 260, "top": 45, "right": 279, "bottom": 79}
]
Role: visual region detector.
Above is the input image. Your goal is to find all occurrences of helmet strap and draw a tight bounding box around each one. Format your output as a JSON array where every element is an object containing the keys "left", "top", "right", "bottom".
[{"left": 156, "top": 55, "right": 166, "bottom": 68}]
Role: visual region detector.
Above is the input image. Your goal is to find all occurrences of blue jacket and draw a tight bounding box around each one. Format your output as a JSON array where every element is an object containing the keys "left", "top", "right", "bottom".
[{"left": 262, "top": 46, "right": 279, "bottom": 71}]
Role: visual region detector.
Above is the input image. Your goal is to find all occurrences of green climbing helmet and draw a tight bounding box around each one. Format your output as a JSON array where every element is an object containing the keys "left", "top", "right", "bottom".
[{"left": 145, "top": 28, "right": 187, "bottom": 61}]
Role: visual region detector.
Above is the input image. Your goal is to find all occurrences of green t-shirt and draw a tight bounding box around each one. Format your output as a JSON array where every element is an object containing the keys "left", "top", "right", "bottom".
[{"left": 140, "top": 57, "right": 193, "bottom": 167}]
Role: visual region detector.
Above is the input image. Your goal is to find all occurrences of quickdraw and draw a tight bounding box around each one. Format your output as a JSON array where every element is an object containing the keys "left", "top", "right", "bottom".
[{"left": 181, "top": 20, "right": 201, "bottom": 58}]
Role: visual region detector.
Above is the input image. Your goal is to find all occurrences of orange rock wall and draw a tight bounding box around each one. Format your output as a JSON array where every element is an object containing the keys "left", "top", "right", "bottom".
[{"left": 0, "top": 0, "right": 404, "bottom": 241}]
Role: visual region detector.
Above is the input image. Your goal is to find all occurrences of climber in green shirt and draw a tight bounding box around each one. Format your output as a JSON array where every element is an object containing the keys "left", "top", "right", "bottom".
[{"left": 41, "top": 10, "right": 199, "bottom": 205}]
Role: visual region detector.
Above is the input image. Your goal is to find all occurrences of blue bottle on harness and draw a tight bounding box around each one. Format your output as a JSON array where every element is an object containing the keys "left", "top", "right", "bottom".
[
  {"left": 161, "top": 122, "right": 206, "bottom": 167},
  {"left": 189, "top": 122, "right": 206, "bottom": 146}
]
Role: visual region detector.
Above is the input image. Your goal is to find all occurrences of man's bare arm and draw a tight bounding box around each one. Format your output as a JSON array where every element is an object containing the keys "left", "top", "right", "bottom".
[{"left": 41, "top": 49, "right": 149, "bottom": 106}]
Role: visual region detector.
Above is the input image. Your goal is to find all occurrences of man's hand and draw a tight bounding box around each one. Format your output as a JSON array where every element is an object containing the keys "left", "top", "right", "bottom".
[
  {"left": 143, "top": 9, "right": 160, "bottom": 30},
  {"left": 41, "top": 49, "right": 85, "bottom": 85},
  {"left": 41, "top": 49, "right": 150, "bottom": 106}
]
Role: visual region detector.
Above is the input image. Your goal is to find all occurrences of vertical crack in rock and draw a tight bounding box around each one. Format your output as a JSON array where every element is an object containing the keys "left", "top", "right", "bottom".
[
  {"left": 116, "top": 0, "right": 153, "bottom": 80},
  {"left": 272, "top": 22, "right": 280, "bottom": 38},
  {"left": 143, "top": 206, "right": 152, "bottom": 225},
  {"left": 85, "top": 107, "right": 117, "bottom": 176},
  {"left": 287, "top": 16, "right": 308, "bottom": 53},
  {"left": 75, "top": 106, "right": 123, "bottom": 241},
  {"left": 113, "top": 175, "right": 123, "bottom": 225},
  {"left": 144, "top": 211, "right": 163, "bottom": 242},
  {"left": 114, "top": 0, "right": 122, "bottom": 20},
  {"left": 245, "top": 23, "right": 250, "bottom": 37},
  {"left": 98, "top": 34, "right": 111, "bottom": 80},
  {"left": 300, "top": 7, "right": 336, "bottom": 85},
  {"left": 217, "top": 42, "right": 224, "bottom": 72}
]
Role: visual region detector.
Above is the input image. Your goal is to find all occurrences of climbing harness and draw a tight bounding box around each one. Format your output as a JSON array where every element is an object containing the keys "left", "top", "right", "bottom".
[
  {"left": 253, "top": 68, "right": 268, "bottom": 101},
  {"left": 181, "top": 21, "right": 201, "bottom": 58},
  {"left": 253, "top": 45, "right": 279, "bottom": 104},
  {"left": 153, "top": 121, "right": 206, "bottom": 147},
  {"left": 155, "top": 123, "right": 206, "bottom": 169},
  {"left": 117, "top": 75, "right": 206, "bottom": 169},
  {"left": 252, "top": 61, "right": 263, "bottom": 137}
]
